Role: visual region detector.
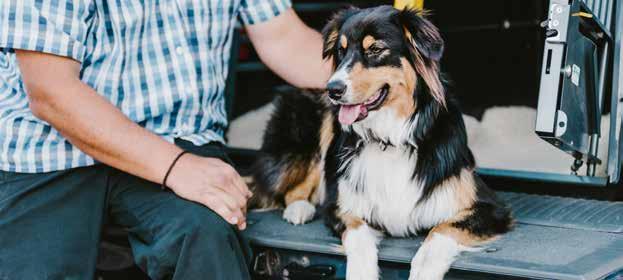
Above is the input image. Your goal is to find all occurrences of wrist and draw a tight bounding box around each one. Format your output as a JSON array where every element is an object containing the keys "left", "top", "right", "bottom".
[
  {"left": 145, "top": 143, "right": 185, "bottom": 188},
  {"left": 165, "top": 151, "right": 201, "bottom": 192},
  {"left": 162, "top": 150, "right": 190, "bottom": 190}
]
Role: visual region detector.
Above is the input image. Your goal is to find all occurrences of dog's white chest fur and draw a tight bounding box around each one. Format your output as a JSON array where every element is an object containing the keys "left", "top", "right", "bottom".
[{"left": 338, "top": 144, "right": 458, "bottom": 237}]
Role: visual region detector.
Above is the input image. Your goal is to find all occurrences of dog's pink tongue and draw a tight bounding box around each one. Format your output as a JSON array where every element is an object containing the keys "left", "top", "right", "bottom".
[{"left": 339, "top": 104, "right": 363, "bottom": 125}]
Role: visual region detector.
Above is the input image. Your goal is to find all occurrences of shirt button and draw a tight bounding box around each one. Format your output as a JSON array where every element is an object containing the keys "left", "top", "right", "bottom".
[{"left": 176, "top": 46, "right": 184, "bottom": 55}]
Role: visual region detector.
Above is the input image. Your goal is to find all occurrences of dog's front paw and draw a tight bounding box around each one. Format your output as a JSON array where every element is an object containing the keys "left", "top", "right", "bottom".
[
  {"left": 408, "top": 253, "right": 445, "bottom": 280},
  {"left": 408, "top": 234, "right": 462, "bottom": 280},
  {"left": 282, "top": 200, "right": 316, "bottom": 224},
  {"left": 344, "top": 224, "right": 380, "bottom": 280},
  {"left": 346, "top": 260, "right": 378, "bottom": 280}
]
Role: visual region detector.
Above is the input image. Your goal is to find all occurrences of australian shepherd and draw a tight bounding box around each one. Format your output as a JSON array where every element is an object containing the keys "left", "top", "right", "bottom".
[{"left": 250, "top": 5, "right": 512, "bottom": 280}]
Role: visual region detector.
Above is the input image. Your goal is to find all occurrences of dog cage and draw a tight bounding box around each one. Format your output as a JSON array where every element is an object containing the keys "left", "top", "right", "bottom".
[{"left": 533, "top": 0, "right": 621, "bottom": 185}]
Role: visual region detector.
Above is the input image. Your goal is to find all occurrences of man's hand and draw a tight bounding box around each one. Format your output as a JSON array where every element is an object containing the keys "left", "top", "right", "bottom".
[{"left": 167, "top": 155, "right": 252, "bottom": 230}]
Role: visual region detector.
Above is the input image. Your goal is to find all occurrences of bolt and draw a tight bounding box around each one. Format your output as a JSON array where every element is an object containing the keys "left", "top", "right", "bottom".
[
  {"left": 561, "top": 65, "right": 572, "bottom": 77},
  {"left": 485, "top": 247, "right": 499, "bottom": 253}
]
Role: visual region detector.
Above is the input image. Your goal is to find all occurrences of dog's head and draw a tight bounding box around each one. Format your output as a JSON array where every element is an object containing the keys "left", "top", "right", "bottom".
[{"left": 322, "top": 6, "right": 445, "bottom": 138}]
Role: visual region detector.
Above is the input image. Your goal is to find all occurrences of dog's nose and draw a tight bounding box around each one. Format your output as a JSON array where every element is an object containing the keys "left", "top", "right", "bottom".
[{"left": 327, "top": 81, "right": 346, "bottom": 100}]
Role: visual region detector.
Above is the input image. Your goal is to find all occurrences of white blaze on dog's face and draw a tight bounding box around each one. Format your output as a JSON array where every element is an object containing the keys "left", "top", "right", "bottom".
[{"left": 322, "top": 6, "right": 445, "bottom": 141}]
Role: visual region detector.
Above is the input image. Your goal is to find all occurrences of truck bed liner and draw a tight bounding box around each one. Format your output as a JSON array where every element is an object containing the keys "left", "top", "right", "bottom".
[{"left": 243, "top": 192, "right": 623, "bottom": 279}]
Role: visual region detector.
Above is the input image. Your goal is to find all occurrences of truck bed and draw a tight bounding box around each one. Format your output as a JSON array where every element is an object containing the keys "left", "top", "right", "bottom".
[{"left": 243, "top": 192, "right": 623, "bottom": 280}]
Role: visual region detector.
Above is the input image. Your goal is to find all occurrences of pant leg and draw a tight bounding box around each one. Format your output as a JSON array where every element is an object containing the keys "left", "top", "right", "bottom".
[
  {"left": 108, "top": 142, "right": 251, "bottom": 280},
  {"left": 0, "top": 166, "right": 109, "bottom": 280}
]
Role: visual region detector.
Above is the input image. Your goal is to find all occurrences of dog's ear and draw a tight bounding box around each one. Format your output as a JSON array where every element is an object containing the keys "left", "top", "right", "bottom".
[
  {"left": 398, "top": 9, "right": 446, "bottom": 107},
  {"left": 399, "top": 9, "right": 444, "bottom": 61},
  {"left": 322, "top": 7, "right": 359, "bottom": 62}
]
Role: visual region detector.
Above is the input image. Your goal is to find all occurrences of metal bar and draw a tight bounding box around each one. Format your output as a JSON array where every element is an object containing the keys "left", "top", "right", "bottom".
[
  {"left": 601, "top": 0, "right": 609, "bottom": 24},
  {"left": 225, "top": 28, "right": 241, "bottom": 122},
  {"left": 607, "top": 0, "right": 614, "bottom": 28},
  {"left": 292, "top": 3, "right": 345, "bottom": 13},
  {"left": 587, "top": 135, "right": 600, "bottom": 176},
  {"left": 588, "top": 42, "right": 610, "bottom": 176},
  {"left": 476, "top": 168, "right": 609, "bottom": 186},
  {"left": 440, "top": 20, "right": 539, "bottom": 33},
  {"left": 604, "top": 0, "right": 612, "bottom": 27},
  {"left": 607, "top": 0, "right": 622, "bottom": 183}
]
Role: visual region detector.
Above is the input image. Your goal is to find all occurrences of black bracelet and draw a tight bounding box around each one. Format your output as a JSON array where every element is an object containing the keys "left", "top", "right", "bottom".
[{"left": 162, "top": 151, "right": 189, "bottom": 190}]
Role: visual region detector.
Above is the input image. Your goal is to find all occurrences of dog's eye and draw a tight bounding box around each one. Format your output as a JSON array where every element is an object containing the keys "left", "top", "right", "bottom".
[{"left": 367, "top": 46, "right": 385, "bottom": 56}]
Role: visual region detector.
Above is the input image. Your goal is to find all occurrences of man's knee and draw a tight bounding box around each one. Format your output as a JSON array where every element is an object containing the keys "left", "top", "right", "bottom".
[
  {"left": 134, "top": 200, "right": 249, "bottom": 279},
  {"left": 175, "top": 203, "right": 236, "bottom": 243}
]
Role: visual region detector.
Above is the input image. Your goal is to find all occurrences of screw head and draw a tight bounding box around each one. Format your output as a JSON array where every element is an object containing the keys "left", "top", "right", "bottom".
[{"left": 485, "top": 247, "right": 499, "bottom": 253}]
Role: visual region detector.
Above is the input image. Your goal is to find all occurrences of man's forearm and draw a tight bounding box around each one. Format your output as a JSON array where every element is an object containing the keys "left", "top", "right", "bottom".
[
  {"left": 247, "top": 9, "right": 333, "bottom": 89},
  {"left": 17, "top": 50, "right": 182, "bottom": 184}
]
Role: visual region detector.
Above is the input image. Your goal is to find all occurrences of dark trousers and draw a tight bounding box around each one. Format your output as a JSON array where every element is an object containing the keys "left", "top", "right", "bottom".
[{"left": 0, "top": 141, "right": 251, "bottom": 280}]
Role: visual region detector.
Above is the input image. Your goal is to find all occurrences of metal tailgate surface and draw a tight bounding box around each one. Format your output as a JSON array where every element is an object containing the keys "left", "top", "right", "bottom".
[{"left": 243, "top": 193, "right": 623, "bottom": 280}]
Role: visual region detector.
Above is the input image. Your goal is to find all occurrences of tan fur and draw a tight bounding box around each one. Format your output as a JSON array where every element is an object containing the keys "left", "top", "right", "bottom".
[
  {"left": 340, "top": 213, "right": 365, "bottom": 239},
  {"left": 347, "top": 60, "right": 417, "bottom": 119},
  {"left": 275, "top": 161, "right": 310, "bottom": 196},
  {"left": 423, "top": 169, "right": 494, "bottom": 246},
  {"left": 309, "top": 112, "right": 335, "bottom": 204},
  {"left": 414, "top": 51, "right": 445, "bottom": 107},
  {"left": 325, "top": 29, "right": 339, "bottom": 54},
  {"left": 428, "top": 220, "right": 486, "bottom": 247},
  {"left": 446, "top": 169, "right": 478, "bottom": 211},
  {"left": 402, "top": 28, "right": 446, "bottom": 107},
  {"left": 362, "top": 35, "right": 375, "bottom": 50},
  {"left": 340, "top": 35, "right": 348, "bottom": 49},
  {"left": 404, "top": 27, "right": 413, "bottom": 43},
  {"left": 284, "top": 162, "right": 321, "bottom": 205},
  {"left": 383, "top": 58, "right": 418, "bottom": 118},
  {"left": 282, "top": 112, "right": 334, "bottom": 206}
]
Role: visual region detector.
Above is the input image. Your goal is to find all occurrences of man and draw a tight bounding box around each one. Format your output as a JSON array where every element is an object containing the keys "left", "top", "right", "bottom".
[{"left": 0, "top": 0, "right": 331, "bottom": 279}]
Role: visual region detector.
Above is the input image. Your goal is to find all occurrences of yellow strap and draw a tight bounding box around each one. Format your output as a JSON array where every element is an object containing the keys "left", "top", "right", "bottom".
[
  {"left": 572, "top": 12, "right": 593, "bottom": 18},
  {"left": 394, "top": 0, "right": 424, "bottom": 10}
]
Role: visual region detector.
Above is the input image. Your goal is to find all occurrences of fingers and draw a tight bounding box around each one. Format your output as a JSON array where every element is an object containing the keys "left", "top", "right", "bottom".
[
  {"left": 203, "top": 190, "right": 247, "bottom": 230},
  {"left": 215, "top": 165, "right": 251, "bottom": 208},
  {"left": 234, "top": 174, "right": 253, "bottom": 198},
  {"left": 223, "top": 164, "right": 252, "bottom": 198},
  {"left": 176, "top": 157, "right": 251, "bottom": 231},
  {"left": 216, "top": 190, "right": 246, "bottom": 228}
]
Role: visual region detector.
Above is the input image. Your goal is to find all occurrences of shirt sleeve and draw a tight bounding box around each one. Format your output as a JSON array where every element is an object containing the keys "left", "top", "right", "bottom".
[
  {"left": 239, "top": 0, "right": 293, "bottom": 26},
  {"left": 0, "top": 0, "right": 92, "bottom": 62}
]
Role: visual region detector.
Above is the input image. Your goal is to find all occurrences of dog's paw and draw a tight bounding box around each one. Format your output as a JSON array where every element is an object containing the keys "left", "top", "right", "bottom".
[
  {"left": 346, "top": 261, "right": 378, "bottom": 280},
  {"left": 408, "top": 233, "right": 462, "bottom": 280},
  {"left": 345, "top": 243, "right": 379, "bottom": 280},
  {"left": 408, "top": 256, "right": 445, "bottom": 280},
  {"left": 344, "top": 224, "right": 380, "bottom": 280},
  {"left": 282, "top": 200, "right": 316, "bottom": 225}
]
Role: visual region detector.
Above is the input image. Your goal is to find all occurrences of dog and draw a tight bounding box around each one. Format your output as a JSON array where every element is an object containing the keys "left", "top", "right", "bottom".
[{"left": 249, "top": 5, "right": 513, "bottom": 280}]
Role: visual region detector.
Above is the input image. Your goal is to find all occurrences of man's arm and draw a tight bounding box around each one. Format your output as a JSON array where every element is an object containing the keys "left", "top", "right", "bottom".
[
  {"left": 16, "top": 50, "right": 250, "bottom": 229},
  {"left": 246, "top": 8, "right": 332, "bottom": 89}
]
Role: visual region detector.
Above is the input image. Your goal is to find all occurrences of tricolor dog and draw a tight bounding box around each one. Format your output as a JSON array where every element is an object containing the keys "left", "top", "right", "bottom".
[{"left": 250, "top": 6, "right": 513, "bottom": 280}]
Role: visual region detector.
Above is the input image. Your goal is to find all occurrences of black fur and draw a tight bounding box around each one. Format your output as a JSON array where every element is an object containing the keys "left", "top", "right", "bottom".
[
  {"left": 250, "top": 89, "right": 327, "bottom": 207},
  {"left": 323, "top": 127, "right": 363, "bottom": 235},
  {"left": 453, "top": 176, "right": 513, "bottom": 238},
  {"left": 411, "top": 80, "right": 477, "bottom": 200}
]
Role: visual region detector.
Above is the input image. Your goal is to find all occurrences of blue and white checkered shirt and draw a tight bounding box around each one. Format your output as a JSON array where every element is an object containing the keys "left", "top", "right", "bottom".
[{"left": 0, "top": 0, "right": 291, "bottom": 172}]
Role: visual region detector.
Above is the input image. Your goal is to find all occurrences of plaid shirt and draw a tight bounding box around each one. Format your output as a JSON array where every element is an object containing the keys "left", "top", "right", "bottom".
[{"left": 0, "top": 0, "right": 291, "bottom": 172}]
